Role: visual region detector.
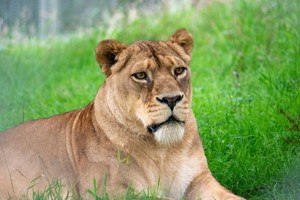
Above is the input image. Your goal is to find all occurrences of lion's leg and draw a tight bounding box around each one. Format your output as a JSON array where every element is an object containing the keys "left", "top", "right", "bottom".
[{"left": 185, "top": 171, "right": 245, "bottom": 200}]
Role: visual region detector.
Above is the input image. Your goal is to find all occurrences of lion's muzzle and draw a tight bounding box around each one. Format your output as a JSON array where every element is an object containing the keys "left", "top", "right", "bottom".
[
  {"left": 147, "top": 115, "right": 185, "bottom": 145},
  {"left": 156, "top": 94, "right": 183, "bottom": 111},
  {"left": 147, "top": 116, "right": 184, "bottom": 134}
]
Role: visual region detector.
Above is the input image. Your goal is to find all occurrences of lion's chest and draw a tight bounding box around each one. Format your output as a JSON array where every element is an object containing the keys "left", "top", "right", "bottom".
[
  {"left": 160, "top": 161, "right": 198, "bottom": 198},
  {"left": 131, "top": 152, "right": 200, "bottom": 199}
]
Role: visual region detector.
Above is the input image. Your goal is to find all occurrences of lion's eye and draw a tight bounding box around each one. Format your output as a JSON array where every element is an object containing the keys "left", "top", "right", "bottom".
[
  {"left": 174, "top": 67, "right": 186, "bottom": 76},
  {"left": 133, "top": 72, "right": 147, "bottom": 80}
]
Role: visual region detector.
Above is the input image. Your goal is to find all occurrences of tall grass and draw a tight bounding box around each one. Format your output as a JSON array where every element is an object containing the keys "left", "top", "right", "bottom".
[{"left": 0, "top": 0, "right": 299, "bottom": 199}]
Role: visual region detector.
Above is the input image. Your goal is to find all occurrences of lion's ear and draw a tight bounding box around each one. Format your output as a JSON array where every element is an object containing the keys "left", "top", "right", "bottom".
[
  {"left": 168, "top": 29, "right": 193, "bottom": 56},
  {"left": 96, "top": 40, "right": 127, "bottom": 76}
]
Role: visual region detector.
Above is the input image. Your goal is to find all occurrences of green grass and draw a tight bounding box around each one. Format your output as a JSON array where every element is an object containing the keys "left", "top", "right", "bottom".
[{"left": 1, "top": 0, "right": 300, "bottom": 199}]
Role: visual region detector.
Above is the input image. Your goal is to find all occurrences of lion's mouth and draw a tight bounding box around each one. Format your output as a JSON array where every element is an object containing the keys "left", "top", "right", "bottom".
[{"left": 147, "top": 116, "right": 184, "bottom": 134}]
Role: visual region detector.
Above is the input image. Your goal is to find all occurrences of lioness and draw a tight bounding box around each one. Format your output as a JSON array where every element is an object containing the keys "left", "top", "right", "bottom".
[{"left": 0, "top": 29, "right": 244, "bottom": 200}]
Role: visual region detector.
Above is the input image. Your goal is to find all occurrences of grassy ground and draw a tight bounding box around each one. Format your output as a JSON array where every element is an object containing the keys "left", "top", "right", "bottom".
[{"left": 0, "top": 0, "right": 299, "bottom": 199}]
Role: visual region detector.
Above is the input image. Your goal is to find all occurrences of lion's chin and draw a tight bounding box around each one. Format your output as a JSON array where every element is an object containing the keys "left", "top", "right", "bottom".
[{"left": 153, "top": 123, "right": 185, "bottom": 145}]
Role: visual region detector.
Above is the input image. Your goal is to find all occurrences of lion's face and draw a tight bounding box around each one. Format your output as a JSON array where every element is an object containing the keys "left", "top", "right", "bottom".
[{"left": 96, "top": 29, "right": 193, "bottom": 145}]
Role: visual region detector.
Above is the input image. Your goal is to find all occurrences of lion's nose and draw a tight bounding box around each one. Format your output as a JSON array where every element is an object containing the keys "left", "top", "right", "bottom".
[{"left": 156, "top": 95, "right": 183, "bottom": 110}]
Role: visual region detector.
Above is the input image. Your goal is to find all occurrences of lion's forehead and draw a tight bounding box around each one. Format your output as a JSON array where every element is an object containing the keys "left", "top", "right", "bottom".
[
  {"left": 130, "top": 56, "right": 185, "bottom": 72},
  {"left": 131, "top": 41, "right": 176, "bottom": 55},
  {"left": 120, "top": 41, "right": 187, "bottom": 71}
]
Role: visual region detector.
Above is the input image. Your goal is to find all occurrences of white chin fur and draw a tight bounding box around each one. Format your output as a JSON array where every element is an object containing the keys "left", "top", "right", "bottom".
[{"left": 154, "top": 123, "right": 185, "bottom": 145}]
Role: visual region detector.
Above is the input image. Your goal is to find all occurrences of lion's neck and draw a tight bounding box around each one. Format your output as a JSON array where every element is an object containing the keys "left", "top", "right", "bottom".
[{"left": 94, "top": 86, "right": 133, "bottom": 144}]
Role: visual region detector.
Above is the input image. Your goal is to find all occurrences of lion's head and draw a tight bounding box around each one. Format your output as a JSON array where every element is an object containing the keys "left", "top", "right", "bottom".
[{"left": 95, "top": 29, "right": 193, "bottom": 145}]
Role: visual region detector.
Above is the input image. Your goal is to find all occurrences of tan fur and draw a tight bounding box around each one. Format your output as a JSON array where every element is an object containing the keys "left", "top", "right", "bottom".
[{"left": 0, "top": 29, "right": 245, "bottom": 200}]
